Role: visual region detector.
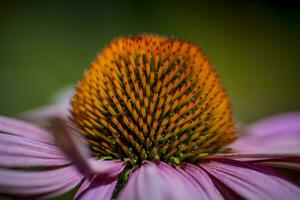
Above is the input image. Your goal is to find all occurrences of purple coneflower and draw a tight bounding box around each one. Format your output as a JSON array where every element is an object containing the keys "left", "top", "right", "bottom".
[{"left": 0, "top": 34, "right": 300, "bottom": 200}]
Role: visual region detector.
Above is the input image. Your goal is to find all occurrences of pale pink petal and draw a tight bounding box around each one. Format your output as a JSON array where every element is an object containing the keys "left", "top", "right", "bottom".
[
  {"left": 0, "top": 134, "right": 65, "bottom": 157},
  {"left": 75, "top": 176, "right": 118, "bottom": 200},
  {"left": 122, "top": 162, "right": 168, "bottom": 200},
  {"left": 247, "top": 112, "right": 300, "bottom": 137},
  {"left": 88, "top": 160, "right": 125, "bottom": 178},
  {"left": 51, "top": 117, "right": 125, "bottom": 178},
  {"left": 0, "top": 155, "right": 69, "bottom": 168},
  {"left": 158, "top": 162, "right": 213, "bottom": 199},
  {"left": 0, "top": 116, "right": 55, "bottom": 144},
  {"left": 20, "top": 85, "right": 74, "bottom": 123},
  {"left": 231, "top": 134, "right": 300, "bottom": 155},
  {"left": 0, "top": 127, "right": 70, "bottom": 167},
  {"left": 119, "top": 162, "right": 168, "bottom": 200},
  {"left": 22, "top": 105, "right": 70, "bottom": 123},
  {"left": 201, "top": 159, "right": 300, "bottom": 200},
  {"left": 230, "top": 112, "right": 300, "bottom": 155},
  {"left": 0, "top": 166, "right": 83, "bottom": 199},
  {"left": 120, "top": 161, "right": 204, "bottom": 200}
]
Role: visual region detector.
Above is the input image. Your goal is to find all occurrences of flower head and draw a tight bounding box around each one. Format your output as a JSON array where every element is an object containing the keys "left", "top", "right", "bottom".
[
  {"left": 71, "top": 34, "right": 236, "bottom": 165},
  {"left": 0, "top": 34, "right": 300, "bottom": 200}
]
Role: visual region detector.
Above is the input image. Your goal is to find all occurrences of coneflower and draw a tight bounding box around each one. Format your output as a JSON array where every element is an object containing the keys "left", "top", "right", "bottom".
[
  {"left": 71, "top": 34, "right": 235, "bottom": 166},
  {"left": 0, "top": 34, "right": 299, "bottom": 200}
]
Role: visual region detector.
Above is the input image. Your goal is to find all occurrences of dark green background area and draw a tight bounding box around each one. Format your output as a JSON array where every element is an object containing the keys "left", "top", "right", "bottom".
[{"left": 0, "top": 0, "right": 299, "bottom": 123}]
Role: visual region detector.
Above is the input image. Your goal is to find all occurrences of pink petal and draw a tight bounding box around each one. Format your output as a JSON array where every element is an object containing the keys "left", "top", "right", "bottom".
[
  {"left": 51, "top": 117, "right": 125, "bottom": 178},
  {"left": 75, "top": 176, "right": 118, "bottom": 200},
  {"left": 74, "top": 179, "right": 91, "bottom": 199},
  {"left": 201, "top": 159, "right": 300, "bottom": 200},
  {"left": 247, "top": 112, "right": 300, "bottom": 136},
  {"left": 0, "top": 166, "right": 83, "bottom": 198},
  {"left": 210, "top": 152, "right": 300, "bottom": 169},
  {"left": 0, "top": 128, "right": 70, "bottom": 167},
  {"left": 0, "top": 116, "right": 55, "bottom": 144},
  {"left": 230, "top": 112, "right": 300, "bottom": 155},
  {"left": 22, "top": 105, "right": 70, "bottom": 124},
  {"left": 119, "top": 162, "right": 168, "bottom": 200},
  {"left": 256, "top": 160, "right": 300, "bottom": 170},
  {"left": 156, "top": 162, "right": 196, "bottom": 199},
  {"left": 20, "top": 86, "right": 74, "bottom": 123},
  {"left": 210, "top": 153, "right": 288, "bottom": 161},
  {"left": 0, "top": 155, "right": 68, "bottom": 167},
  {"left": 119, "top": 161, "right": 208, "bottom": 200},
  {"left": 88, "top": 160, "right": 125, "bottom": 178},
  {"left": 184, "top": 164, "right": 224, "bottom": 200}
]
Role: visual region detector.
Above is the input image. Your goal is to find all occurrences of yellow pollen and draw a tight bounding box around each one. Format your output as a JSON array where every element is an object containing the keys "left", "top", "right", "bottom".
[{"left": 71, "top": 34, "right": 236, "bottom": 165}]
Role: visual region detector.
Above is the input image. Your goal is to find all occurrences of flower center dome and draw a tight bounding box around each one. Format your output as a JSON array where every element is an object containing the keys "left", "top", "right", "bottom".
[{"left": 71, "top": 34, "right": 236, "bottom": 165}]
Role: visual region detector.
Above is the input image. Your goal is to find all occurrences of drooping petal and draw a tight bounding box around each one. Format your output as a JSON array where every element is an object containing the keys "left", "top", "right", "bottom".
[
  {"left": 51, "top": 117, "right": 125, "bottom": 178},
  {"left": 0, "top": 116, "right": 55, "bottom": 144},
  {"left": 201, "top": 159, "right": 300, "bottom": 200},
  {"left": 0, "top": 166, "right": 83, "bottom": 199},
  {"left": 119, "top": 161, "right": 209, "bottom": 200},
  {"left": 230, "top": 112, "right": 300, "bottom": 155},
  {"left": 75, "top": 176, "right": 118, "bottom": 200},
  {"left": 0, "top": 117, "right": 70, "bottom": 167},
  {"left": 88, "top": 160, "right": 125, "bottom": 178},
  {"left": 0, "top": 154, "right": 69, "bottom": 168}
]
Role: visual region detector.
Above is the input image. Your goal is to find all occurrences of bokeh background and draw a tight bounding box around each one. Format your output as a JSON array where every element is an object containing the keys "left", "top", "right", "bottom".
[{"left": 0, "top": 0, "right": 300, "bottom": 122}]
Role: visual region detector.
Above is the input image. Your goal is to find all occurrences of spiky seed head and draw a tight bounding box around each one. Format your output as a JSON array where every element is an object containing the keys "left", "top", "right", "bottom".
[{"left": 71, "top": 34, "right": 236, "bottom": 165}]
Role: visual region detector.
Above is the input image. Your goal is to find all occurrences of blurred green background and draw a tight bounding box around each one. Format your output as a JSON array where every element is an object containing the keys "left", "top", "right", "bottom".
[{"left": 0, "top": 0, "right": 300, "bottom": 124}]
